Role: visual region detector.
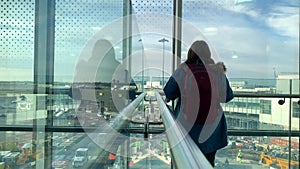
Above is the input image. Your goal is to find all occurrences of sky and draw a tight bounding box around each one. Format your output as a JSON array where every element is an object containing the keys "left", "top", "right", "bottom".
[
  {"left": 131, "top": 0, "right": 299, "bottom": 79},
  {"left": 0, "top": 0, "right": 299, "bottom": 81}
]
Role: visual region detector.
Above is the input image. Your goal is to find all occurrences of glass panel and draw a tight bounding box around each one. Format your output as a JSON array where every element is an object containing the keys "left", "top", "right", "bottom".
[
  {"left": 54, "top": 0, "right": 124, "bottom": 82},
  {"left": 0, "top": 94, "right": 47, "bottom": 125},
  {"left": 182, "top": 1, "right": 299, "bottom": 168},
  {"left": 0, "top": 131, "right": 40, "bottom": 169},
  {"left": 182, "top": 1, "right": 299, "bottom": 79},
  {"left": 54, "top": 0, "right": 125, "bottom": 127},
  {"left": 52, "top": 133, "right": 91, "bottom": 169},
  {"left": 0, "top": 0, "right": 35, "bottom": 81},
  {"left": 0, "top": 0, "right": 35, "bottom": 126},
  {"left": 131, "top": 0, "right": 173, "bottom": 90},
  {"left": 128, "top": 135, "right": 171, "bottom": 169},
  {"left": 181, "top": 0, "right": 299, "bottom": 134},
  {"left": 223, "top": 95, "right": 299, "bottom": 131},
  {"left": 1, "top": 0, "right": 299, "bottom": 169},
  {"left": 216, "top": 136, "right": 299, "bottom": 169}
]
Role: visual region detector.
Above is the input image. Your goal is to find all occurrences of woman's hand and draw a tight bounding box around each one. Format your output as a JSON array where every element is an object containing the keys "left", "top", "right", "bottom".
[{"left": 165, "top": 98, "right": 170, "bottom": 103}]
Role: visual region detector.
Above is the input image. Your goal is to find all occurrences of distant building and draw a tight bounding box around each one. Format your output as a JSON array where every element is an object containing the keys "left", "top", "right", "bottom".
[
  {"left": 259, "top": 74, "right": 299, "bottom": 130},
  {"left": 223, "top": 73, "right": 299, "bottom": 130},
  {"left": 276, "top": 73, "right": 299, "bottom": 94}
]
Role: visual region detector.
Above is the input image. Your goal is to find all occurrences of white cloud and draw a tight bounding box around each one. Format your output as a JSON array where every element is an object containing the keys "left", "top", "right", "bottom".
[
  {"left": 267, "top": 14, "right": 299, "bottom": 38},
  {"left": 224, "top": 2, "right": 299, "bottom": 38}
]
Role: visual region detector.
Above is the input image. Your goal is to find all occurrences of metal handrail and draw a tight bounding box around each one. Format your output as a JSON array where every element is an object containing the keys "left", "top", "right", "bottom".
[
  {"left": 110, "top": 92, "right": 146, "bottom": 129},
  {"left": 93, "top": 92, "right": 146, "bottom": 143},
  {"left": 155, "top": 92, "right": 213, "bottom": 169},
  {"left": 0, "top": 126, "right": 299, "bottom": 137},
  {"left": 81, "top": 92, "right": 146, "bottom": 168},
  {"left": 234, "top": 93, "right": 300, "bottom": 98}
]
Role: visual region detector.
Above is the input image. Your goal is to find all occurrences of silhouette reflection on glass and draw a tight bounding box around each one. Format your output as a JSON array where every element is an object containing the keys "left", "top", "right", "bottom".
[{"left": 73, "top": 39, "right": 137, "bottom": 124}]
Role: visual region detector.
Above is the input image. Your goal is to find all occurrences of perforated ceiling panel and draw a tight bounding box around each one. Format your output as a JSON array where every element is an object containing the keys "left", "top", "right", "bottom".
[
  {"left": 0, "top": 0, "right": 35, "bottom": 74},
  {"left": 131, "top": 0, "right": 173, "bottom": 34},
  {"left": 54, "top": 0, "right": 123, "bottom": 82},
  {"left": 132, "top": 0, "right": 173, "bottom": 14}
]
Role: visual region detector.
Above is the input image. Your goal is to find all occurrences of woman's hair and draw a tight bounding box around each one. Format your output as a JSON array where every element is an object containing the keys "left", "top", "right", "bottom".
[{"left": 185, "top": 40, "right": 214, "bottom": 64}]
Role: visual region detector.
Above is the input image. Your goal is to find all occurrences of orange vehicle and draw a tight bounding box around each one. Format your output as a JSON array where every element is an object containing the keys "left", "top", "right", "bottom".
[{"left": 260, "top": 152, "right": 299, "bottom": 169}]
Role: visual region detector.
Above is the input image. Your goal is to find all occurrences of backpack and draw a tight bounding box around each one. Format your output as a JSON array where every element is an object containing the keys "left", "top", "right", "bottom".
[{"left": 180, "top": 63, "right": 221, "bottom": 125}]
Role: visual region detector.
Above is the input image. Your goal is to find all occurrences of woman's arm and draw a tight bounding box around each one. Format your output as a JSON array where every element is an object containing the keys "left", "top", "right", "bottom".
[
  {"left": 225, "top": 77, "right": 234, "bottom": 102},
  {"left": 163, "top": 76, "right": 180, "bottom": 101}
]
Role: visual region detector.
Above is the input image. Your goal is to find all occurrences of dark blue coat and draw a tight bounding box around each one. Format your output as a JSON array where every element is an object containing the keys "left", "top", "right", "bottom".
[{"left": 163, "top": 64, "right": 234, "bottom": 154}]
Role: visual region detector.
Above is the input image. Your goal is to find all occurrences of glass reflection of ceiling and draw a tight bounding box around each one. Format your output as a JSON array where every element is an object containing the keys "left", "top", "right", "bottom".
[
  {"left": 54, "top": 0, "right": 124, "bottom": 82},
  {"left": 0, "top": 0, "right": 35, "bottom": 81},
  {"left": 0, "top": 0, "right": 299, "bottom": 81}
]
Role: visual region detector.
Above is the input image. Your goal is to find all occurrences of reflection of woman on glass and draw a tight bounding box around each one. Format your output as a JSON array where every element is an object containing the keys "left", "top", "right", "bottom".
[
  {"left": 74, "top": 39, "right": 137, "bottom": 113},
  {"left": 93, "top": 39, "right": 123, "bottom": 83},
  {"left": 92, "top": 39, "right": 137, "bottom": 111},
  {"left": 74, "top": 39, "right": 121, "bottom": 83}
]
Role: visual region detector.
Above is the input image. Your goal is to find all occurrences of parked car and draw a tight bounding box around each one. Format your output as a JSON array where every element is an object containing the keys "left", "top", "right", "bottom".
[{"left": 72, "top": 148, "right": 88, "bottom": 168}]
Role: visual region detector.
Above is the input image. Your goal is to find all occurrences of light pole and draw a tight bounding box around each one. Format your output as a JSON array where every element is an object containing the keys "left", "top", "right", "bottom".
[
  {"left": 158, "top": 38, "right": 169, "bottom": 87},
  {"left": 138, "top": 39, "right": 144, "bottom": 93},
  {"left": 138, "top": 39, "right": 146, "bottom": 118}
]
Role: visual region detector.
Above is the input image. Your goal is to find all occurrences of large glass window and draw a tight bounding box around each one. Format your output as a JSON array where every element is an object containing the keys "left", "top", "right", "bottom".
[
  {"left": 54, "top": 0, "right": 124, "bottom": 82},
  {"left": 182, "top": 0, "right": 299, "bottom": 79},
  {"left": 0, "top": 0, "right": 35, "bottom": 126},
  {"left": 131, "top": 0, "right": 173, "bottom": 87},
  {"left": 182, "top": 1, "right": 299, "bottom": 168},
  {"left": 0, "top": 0, "right": 35, "bottom": 81},
  {"left": 54, "top": 0, "right": 126, "bottom": 127},
  {"left": 0, "top": 0, "right": 299, "bottom": 169},
  {"left": 292, "top": 101, "right": 300, "bottom": 118},
  {"left": 217, "top": 136, "right": 299, "bottom": 169},
  {"left": 260, "top": 100, "right": 272, "bottom": 115}
]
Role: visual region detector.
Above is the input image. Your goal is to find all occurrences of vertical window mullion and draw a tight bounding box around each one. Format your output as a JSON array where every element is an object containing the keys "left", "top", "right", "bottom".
[{"left": 34, "top": 0, "right": 55, "bottom": 168}]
